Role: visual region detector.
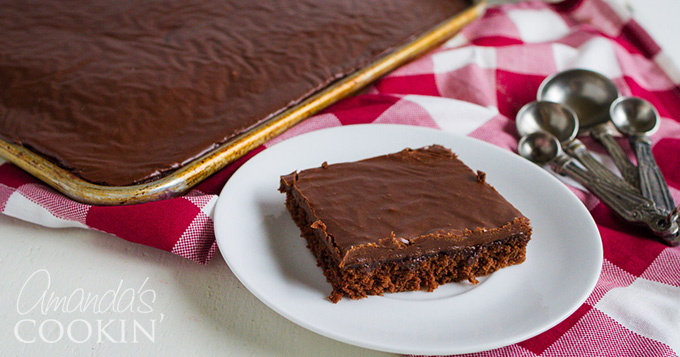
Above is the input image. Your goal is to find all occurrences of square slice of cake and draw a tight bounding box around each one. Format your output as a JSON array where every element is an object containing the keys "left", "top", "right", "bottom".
[{"left": 279, "top": 145, "right": 531, "bottom": 302}]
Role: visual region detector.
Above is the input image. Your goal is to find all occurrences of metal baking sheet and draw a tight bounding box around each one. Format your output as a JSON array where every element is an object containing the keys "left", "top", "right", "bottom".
[{"left": 0, "top": 0, "right": 485, "bottom": 205}]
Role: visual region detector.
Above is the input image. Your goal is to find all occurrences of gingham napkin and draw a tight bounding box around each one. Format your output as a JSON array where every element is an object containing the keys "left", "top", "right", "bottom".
[{"left": 1, "top": 0, "right": 679, "bottom": 354}]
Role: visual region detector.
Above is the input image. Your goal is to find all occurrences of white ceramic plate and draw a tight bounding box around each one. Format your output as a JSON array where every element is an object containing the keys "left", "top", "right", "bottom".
[{"left": 214, "top": 124, "right": 602, "bottom": 355}]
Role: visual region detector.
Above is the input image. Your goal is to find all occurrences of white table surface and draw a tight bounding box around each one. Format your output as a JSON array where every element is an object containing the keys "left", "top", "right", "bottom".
[{"left": 1, "top": 1, "right": 678, "bottom": 355}]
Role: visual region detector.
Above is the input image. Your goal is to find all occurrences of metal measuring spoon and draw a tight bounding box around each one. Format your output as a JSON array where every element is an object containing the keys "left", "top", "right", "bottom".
[
  {"left": 538, "top": 69, "right": 640, "bottom": 189},
  {"left": 519, "top": 132, "right": 679, "bottom": 245},
  {"left": 610, "top": 96, "right": 676, "bottom": 215},
  {"left": 516, "top": 101, "right": 636, "bottom": 193}
]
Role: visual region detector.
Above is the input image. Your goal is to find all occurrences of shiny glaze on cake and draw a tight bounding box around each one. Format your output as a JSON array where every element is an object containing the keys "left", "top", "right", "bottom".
[
  {"left": 280, "top": 145, "right": 530, "bottom": 268},
  {"left": 0, "top": 0, "right": 470, "bottom": 186}
]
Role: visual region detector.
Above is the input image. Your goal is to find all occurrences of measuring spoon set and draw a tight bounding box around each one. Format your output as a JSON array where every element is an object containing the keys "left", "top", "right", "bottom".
[{"left": 516, "top": 69, "right": 678, "bottom": 245}]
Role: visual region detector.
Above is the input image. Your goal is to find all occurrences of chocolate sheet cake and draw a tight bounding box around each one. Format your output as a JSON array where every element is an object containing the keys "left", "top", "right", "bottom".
[
  {"left": 279, "top": 145, "right": 531, "bottom": 302},
  {"left": 0, "top": 0, "right": 471, "bottom": 186}
]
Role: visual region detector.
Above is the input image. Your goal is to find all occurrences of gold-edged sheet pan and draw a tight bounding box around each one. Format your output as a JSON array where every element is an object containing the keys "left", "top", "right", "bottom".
[{"left": 0, "top": 0, "right": 485, "bottom": 205}]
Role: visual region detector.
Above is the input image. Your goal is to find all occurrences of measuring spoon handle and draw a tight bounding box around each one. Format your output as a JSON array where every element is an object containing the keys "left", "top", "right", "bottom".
[
  {"left": 552, "top": 154, "right": 652, "bottom": 223},
  {"left": 591, "top": 125, "right": 640, "bottom": 190},
  {"left": 563, "top": 139, "right": 638, "bottom": 194},
  {"left": 631, "top": 136, "right": 676, "bottom": 215},
  {"left": 552, "top": 154, "right": 680, "bottom": 246}
]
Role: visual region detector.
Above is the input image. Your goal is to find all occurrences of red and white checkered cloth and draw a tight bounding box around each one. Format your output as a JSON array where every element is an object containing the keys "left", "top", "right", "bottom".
[{"left": 1, "top": 0, "right": 679, "bottom": 354}]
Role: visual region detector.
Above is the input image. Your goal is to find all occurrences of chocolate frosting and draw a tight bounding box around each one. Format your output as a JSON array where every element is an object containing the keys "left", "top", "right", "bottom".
[
  {"left": 280, "top": 145, "right": 530, "bottom": 267},
  {"left": 0, "top": 0, "right": 470, "bottom": 186}
]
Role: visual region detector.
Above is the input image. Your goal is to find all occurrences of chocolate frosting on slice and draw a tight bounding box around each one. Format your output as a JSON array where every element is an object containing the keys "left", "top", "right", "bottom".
[
  {"left": 280, "top": 145, "right": 530, "bottom": 267},
  {"left": 0, "top": 0, "right": 470, "bottom": 186}
]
